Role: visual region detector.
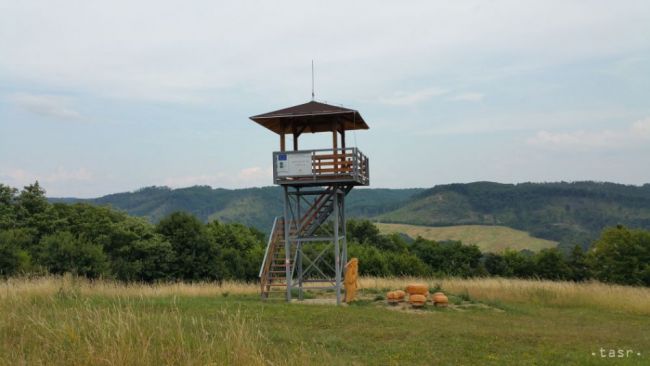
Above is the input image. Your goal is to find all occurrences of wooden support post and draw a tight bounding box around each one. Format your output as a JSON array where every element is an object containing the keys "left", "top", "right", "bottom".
[
  {"left": 280, "top": 133, "right": 286, "bottom": 152},
  {"left": 334, "top": 189, "right": 341, "bottom": 305},
  {"left": 340, "top": 129, "right": 346, "bottom": 173},
  {"left": 291, "top": 124, "right": 305, "bottom": 152},
  {"left": 332, "top": 127, "right": 338, "bottom": 172}
]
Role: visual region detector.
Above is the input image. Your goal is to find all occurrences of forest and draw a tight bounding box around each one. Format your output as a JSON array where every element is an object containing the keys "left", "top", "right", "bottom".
[
  {"left": 54, "top": 181, "right": 650, "bottom": 251},
  {"left": 2, "top": 182, "right": 650, "bottom": 286}
]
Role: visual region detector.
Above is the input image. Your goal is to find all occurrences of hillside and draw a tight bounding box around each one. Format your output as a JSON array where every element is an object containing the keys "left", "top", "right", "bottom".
[
  {"left": 51, "top": 181, "right": 650, "bottom": 250},
  {"left": 377, "top": 181, "right": 650, "bottom": 250},
  {"left": 376, "top": 223, "right": 557, "bottom": 253},
  {"left": 53, "top": 186, "right": 422, "bottom": 232}
]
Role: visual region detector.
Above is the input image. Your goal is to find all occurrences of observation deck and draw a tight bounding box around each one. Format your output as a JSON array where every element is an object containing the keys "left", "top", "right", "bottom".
[{"left": 273, "top": 147, "right": 369, "bottom": 186}]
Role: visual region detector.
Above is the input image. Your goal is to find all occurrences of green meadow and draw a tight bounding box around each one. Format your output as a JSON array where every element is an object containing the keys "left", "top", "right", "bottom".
[
  {"left": 376, "top": 223, "right": 557, "bottom": 253},
  {"left": 1, "top": 276, "right": 648, "bottom": 365}
]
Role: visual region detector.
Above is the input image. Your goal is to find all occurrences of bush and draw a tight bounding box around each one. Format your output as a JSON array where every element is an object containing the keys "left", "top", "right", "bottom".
[
  {"left": 534, "top": 248, "right": 571, "bottom": 280},
  {"left": 39, "top": 231, "right": 109, "bottom": 278},
  {"left": 111, "top": 237, "right": 174, "bottom": 282},
  {"left": 588, "top": 226, "right": 650, "bottom": 286},
  {"left": 0, "top": 230, "right": 31, "bottom": 276}
]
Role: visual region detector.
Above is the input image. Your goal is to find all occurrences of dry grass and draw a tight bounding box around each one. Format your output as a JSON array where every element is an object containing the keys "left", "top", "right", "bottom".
[
  {"left": 359, "top": 276, "right": 650, "bottom": 315},
  {"left": 4, "top": 275, "right": 649, "bottom": 316},
  {"left": 2, "top": 276, "right": 650, "bottom": 365},
  {"left": 0, "top": 276, "right": 321, "bottom": 366},
  {"left": 0, "top": 275, "right": 258, "bottom": 299}
]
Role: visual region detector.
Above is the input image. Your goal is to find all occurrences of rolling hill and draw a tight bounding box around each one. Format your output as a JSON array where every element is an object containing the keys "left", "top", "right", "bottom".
[
  {"left": 376, "top": 181, "right": 650, "bottom": 250},
  {"left": 52, "top": 186, "right": 423, "bottom": 232},
  {"left": 50, "top": 181, "right": 650, "bottom": 251},
  {"left": 376, "top": 223, "right": 557, "bottom": 253}
]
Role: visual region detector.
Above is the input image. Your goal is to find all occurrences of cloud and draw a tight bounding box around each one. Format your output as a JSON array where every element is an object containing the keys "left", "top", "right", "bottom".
[
  {"left": 163, "top": 166, "right": 272, "bottom": 188},
  {"left": 1, "top": 167, "right": 94, "bottom": 187},
  {"left": 237, "top": 166, "right": 269, "bottom": 181},
  {"left": 162, "top": 174, "right": 222, "bottom": 188},
  {"left": 8, "top": 93, "right": 84, "bottom": 121},
  {"left": 378, "top": 87, "right": 448, "bottom": 106},
  {"left": 448, "top": 92, "right": 484, "bottom": 102},
  {"left": 45, "top": 167, "right": 93, "bottom": 183},
  {"left": 527, "top": 117, "right": 650, "bottom": 150},
  {"left": 632, "top": 118, "right": 650, "bottom": 135},
  {"left": 0, "top": 1, "right": 648, "bottom": 104},
  {"left": 420, "top": 108, "right": 637, "bottom": 136}
]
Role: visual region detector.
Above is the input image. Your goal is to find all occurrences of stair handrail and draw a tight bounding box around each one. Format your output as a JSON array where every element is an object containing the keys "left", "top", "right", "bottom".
[
  {"left": 298, "top": 187, "right": 333, "bottom": 235},
  {"left": 259, "top": 216, "right": 281, "bottom": 278}
]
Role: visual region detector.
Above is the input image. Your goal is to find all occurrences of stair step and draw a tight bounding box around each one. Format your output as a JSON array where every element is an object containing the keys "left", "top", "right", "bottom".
[{"left": 260, "top": 188, "right": 353, "bottom": 297}]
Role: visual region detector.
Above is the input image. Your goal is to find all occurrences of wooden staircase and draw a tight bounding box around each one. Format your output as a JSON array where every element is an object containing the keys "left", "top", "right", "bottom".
[
  {"left": 259, "top": 186, "right": 352, "bottom": 299},
  {"left": 259, "top": 217, "right": 291, "bottom": 298}
]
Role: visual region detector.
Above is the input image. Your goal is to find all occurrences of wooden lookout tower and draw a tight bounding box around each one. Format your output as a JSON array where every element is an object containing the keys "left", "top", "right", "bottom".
[{"left": 252, "top": 100, "right": 370, "bottom": 305}]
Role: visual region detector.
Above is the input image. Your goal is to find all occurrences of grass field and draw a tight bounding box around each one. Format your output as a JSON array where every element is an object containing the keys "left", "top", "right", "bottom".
[
  {"left": 376, "top": 223, "right": 558, "bottom": 252},
  {"left": 2, "top": 276, "right": 649, "bottom": 365}
]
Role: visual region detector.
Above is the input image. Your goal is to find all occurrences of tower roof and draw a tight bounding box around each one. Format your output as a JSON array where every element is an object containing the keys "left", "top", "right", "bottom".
[{"left": 250, "top": 101, "right": 369, "bottom": 134}]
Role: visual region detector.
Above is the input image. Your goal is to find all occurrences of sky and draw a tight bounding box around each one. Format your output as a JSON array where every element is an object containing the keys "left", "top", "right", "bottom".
[{"left": 1, "top": 0, "right": 649, "bottom": 198}]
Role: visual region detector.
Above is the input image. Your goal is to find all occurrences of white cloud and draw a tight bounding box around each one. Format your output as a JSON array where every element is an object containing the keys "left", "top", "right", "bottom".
[
  {"left": 1, "top": 1, "right": 648, "bottom": 104},
  {"left": 448, "top": 92, "right": 484, "bottom": 102},
  {"left": 163, "top": 166, "right": 272, "bottom": 189},
  {"left": 1, "top": 167, "right": 94, "bottom": 187},
  {"left": 162, "top": 174, "right": 223, "bottom": 188},
  {"left": 237, "top": 166, "right": 268, "bottom": 181},
  {"left": 45, "top": 167, "right": 93, "bottom": 183},
  {"left": 420, "top": 108, "right": 638, "bottom": 136},
  {"left": 632, "top": 118, "right": 650, "bottom": 135},
  {"left": 527, "top": 117, "right": 650, "bottom": 150},
  {"left": 378, "top": 87, "right": 448, "bottom": 106},
  {"left": 8, "top": 93, "right": 84, "bottom": 121}
]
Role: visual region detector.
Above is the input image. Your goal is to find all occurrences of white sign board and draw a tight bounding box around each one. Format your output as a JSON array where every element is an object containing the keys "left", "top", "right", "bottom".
[{"left": 276, "top": 153, "right": 312, "bottom": 177}]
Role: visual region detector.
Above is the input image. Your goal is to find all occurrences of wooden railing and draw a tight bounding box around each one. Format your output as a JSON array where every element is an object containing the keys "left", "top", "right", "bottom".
[
  {"left": 259, "top": 216, "right": 282, "bottom": 295},
  {"left": 272, "top": 147, "right": 369, "bottom": 185}
]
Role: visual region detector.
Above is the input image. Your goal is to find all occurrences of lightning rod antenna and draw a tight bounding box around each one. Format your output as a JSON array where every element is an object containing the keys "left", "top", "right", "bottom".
[{"left": 311, "top": 60, "right": 315, "bottom": 101}]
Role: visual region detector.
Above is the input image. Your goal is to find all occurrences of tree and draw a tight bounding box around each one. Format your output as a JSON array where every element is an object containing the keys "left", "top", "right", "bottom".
[
  {"left": 0, "top": 229, "right": 31, "bottom": 276},
  {"left": 567, "top": 245, "right": 590, "bottom": 281},
  {"left": 111, "top": 236, "right": 174, "bottom": 282},
  {"left": 386, "top": 252, "right": 430, "bottom": 276},
  {"left": 0, "top": 184, "right": 17, "bottom": 229},
  {"left": 534, "top": 248, "right": 571, "bottom": 280},
  {"left": 411, "top": 238, "right": 482, "bottom": 277},
  {"left": 207, "top": 221, "right": 265, "bottom": 280},
  {"left": 483, "top": 253, "right": 508, "bottom": 276},
  {"left": 502, "top": 250, "right": 535, "bottom": 278},
  {"left": 15, "top": 181, "right": 48, "bottom": 218},
  {"left": 15, "top": 181, "right": 56, "bottom": 239},
  {"left": 347, "top": 219, "right": 381, "bottom": 245},
  {"left": 588, "top": 226, "right": 650, "bottom": 286},
  {"left": 157, "top": 212, "right": 220, "bottom": 281},
  {"left": 39, "top": 231, "right": 109, "bottom": 278},
  {"left": 348, "top": 245, "right": 389, "bottom": 276}
]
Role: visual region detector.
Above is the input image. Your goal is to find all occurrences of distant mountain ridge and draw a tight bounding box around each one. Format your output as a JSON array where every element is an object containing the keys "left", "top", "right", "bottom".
[
  {"left": 51, "top": 181, "right": 650, "bottom": 250},
  {"left": 377, "top": 181, "right": 650, "bottom": 250},
  {"left": 51, "top": 186, "right": 422, "bottom": 231}
]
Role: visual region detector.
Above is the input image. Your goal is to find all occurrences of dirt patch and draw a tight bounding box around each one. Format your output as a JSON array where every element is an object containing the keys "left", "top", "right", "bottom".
[{"left": 290, "top": 298, "right": 348, "bottom": 306}]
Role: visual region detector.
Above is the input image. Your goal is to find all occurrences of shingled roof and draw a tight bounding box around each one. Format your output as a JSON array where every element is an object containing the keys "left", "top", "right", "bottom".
[{"left": 250, "top": 101, "right": 369, "bottom": 134}]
